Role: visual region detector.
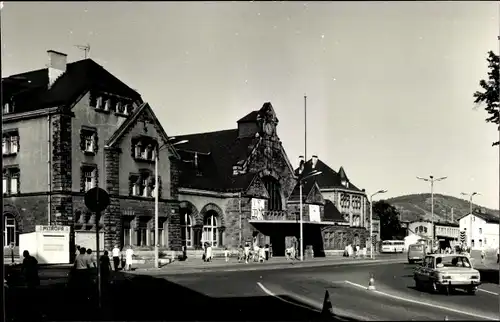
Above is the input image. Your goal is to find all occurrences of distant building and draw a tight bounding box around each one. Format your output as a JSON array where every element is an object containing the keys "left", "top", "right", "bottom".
[
  {"left": 458, "top": 208, "right": 499, "bottom": 250},
  {"left": 294, "top": 156, "right": 369, "bottom": 251},
  {"left": 434, "top": 222, "right": 459, "bottom": 249}
]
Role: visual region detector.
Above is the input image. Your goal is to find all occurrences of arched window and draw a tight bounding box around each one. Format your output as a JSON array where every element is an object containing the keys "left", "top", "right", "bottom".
[
  {"left": 180, "top": 212, "right": 193, "bottom": 247},
  {"left": 4, "top": 214, "right": 18, "bottom": 246},
  {"left": 202, "top": 213, "right": 218, "bottom": 247},
  {"left": 263, "top": 176, "right": 282, "bottom": 211},
  {"left": 423, "top": 227, "right": 428, "bottom": 234}
]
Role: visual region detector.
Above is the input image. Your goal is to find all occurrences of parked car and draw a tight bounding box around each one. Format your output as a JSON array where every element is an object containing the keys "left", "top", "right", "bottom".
[
  {"left": 407, "top": 243, "right": 426, "bottom": 264},
  {"left": 413, "top": 254, "right": 480, "bottom": 295}
]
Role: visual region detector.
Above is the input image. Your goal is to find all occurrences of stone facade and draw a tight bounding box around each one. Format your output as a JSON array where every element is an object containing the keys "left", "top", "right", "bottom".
[{"left": 322, "top": 225, "right": 368, "bottom": 251}]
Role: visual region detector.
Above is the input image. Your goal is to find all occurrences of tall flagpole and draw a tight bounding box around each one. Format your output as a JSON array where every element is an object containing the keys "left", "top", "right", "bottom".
[
  {"left": 497, "top": 6, "right": 500, "bottom": 311},
  {"left": 304, "top": 94, "right": 307, "bottom": 161}
]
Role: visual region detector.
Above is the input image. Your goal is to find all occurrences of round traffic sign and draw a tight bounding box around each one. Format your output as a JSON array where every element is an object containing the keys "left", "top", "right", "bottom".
[{"left": 84, "top": 187, "right": 110, "bottom": 213}]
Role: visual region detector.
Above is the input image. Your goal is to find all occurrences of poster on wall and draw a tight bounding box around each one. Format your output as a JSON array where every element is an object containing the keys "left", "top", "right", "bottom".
[
  {"left": 251, "top": 198, "right": 265, "bottom": 220},
  {"left": 309, "top": 205, "right": 321, "bottom": 222}
]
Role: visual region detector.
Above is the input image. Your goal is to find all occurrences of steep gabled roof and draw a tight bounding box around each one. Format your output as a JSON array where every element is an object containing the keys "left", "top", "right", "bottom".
[
  {"left": 324, "top": 200, "right": 347, "bottom": 222},
  {"left": 294, "top": 158, "right": 361, "bottom": 192},
  {"left": 174, "top": 129, "right": 260, "bottom": 192},
  {"left": 457, "top": 208, "right": 500, "bottom": 224},
  {"left": 105, "top": 102, "right": 180, "bottom": 159},
  {"left": 2, "top": 58, "right": 142, "bottom": 113}
]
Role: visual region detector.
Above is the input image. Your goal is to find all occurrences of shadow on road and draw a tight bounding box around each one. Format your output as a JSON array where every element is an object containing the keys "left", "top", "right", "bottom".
[
  {"left": 477, "top": 268, "right": 499, "bottom": 284},
  {"left": 5, "top": 265, "right": 355, "bottom": 321}
]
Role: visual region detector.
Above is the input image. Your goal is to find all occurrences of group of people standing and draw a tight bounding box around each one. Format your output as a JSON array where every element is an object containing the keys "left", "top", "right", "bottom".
[
  {"left": 69, "top": 244, "right": 135, "bottom": 301},
  {"left": 343, "top": 244, "right": 366, "bottom": 258}
]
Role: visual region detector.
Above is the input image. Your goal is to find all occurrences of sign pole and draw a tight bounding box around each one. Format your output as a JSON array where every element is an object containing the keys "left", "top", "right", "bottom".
[{"left": 96, "top": 209, "right": 101, "bottom": 310}]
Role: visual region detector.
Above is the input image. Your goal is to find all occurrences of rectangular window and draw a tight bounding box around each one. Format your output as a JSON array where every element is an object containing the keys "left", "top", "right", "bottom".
[
  {"left": 3, "top": 167, "right": 20, "bottom": 195},
  {"left": 132, "top": 138, "right": 158, "bottom": 162},
  {"left": 80, "top": 128, "right": 97, "bottom": 154},
  {"left": 81, "top": 165, "right": 97, "bottom": 192},
  {"left": 3, "top": 131, "right": 19, "bottom": 156},
  {"left": 479, "top": 228, "right": 482, "bottom": 234}
]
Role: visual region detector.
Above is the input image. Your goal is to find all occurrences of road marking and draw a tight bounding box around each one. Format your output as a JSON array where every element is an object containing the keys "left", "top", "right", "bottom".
[
  {"left": 479, "top": 288, "right": 499, "bottom": 296},
  {"left": 256, "top": 282, "right": 320, "bottom": 312},
  {"left": 344, "top": 280, "right": 497, "bottom": 321}
]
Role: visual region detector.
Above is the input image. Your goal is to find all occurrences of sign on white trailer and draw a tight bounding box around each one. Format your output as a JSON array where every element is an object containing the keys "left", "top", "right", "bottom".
[{"left": 19, "top": 225, "right": 70, "bottom": 264}]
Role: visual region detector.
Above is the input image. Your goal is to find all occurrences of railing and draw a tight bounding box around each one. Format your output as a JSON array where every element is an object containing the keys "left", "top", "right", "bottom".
[{"left": 251, "top": 210, "right": 312, "bottom": 222}]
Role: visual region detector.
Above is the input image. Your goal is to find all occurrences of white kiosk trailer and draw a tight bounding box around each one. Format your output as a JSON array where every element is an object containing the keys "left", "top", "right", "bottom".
[{"left": 19, "top": 225, "right": 71, "bottom": 264}]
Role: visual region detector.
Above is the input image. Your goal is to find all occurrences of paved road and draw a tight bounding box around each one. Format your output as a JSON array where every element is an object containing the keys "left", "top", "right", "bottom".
[
  {"left": 7, "top": 255, "right": 499, "bottom": 321},
  {"left": 160, "top": 261, "right": 499, "bottom": 321}
]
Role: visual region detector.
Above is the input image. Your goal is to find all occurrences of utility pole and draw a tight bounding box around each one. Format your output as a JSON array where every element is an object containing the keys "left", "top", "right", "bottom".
[
  {"left": 417, "top": 175, "right": 447, "bottom": 251},
  {"left": 451, "top": 207, "right": 454, "bottom": 223}
]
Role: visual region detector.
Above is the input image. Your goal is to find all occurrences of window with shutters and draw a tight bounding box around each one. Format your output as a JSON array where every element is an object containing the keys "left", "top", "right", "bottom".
[
  {"left": 3, "top": 166, "right": 20, "bottom": 195},
  {"left": 3, "top": 130, "right": 19, "bottom": 156}
]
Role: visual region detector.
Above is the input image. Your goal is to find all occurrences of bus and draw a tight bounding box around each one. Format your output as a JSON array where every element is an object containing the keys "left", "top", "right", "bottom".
[{"left": 381, "top": 240, "right": 405, "bottom": 253}]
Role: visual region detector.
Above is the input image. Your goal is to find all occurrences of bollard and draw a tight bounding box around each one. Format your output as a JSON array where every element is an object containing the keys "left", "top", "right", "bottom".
[{"left": 367, "top": 273, "right": 376, "bottom": 291}]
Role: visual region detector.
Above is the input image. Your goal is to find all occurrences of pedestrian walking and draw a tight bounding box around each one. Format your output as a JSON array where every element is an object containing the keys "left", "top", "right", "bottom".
[
  {"left": 112, "top": 245, "right": 121, "bottom": 271},
  {"left": 21, "top": 250, "right": 39, "bottom": 289},
  {"left": 71, "top": 247, "right": 92, "bottom": 302},
  {"left": 21, "top": 250, "right": 40, "bottom": 320},
  {"left": 100, "top": 250, "right": 112, "bottom": 287},
  {"left": 125, "top": 246, "right": 134, "bottom": 271},
  {"left": 264, "top": 244, "right": 270, "bottom": 261},
  {"left": 86, "top": 248, "right": 96, "bottom": 268},
  {"left": 259, "top": 246, "right": 265, "bottom": 263},
  {"left": 481, "top": 249, "right": 486, "bottom": 264},
  {"left": 497, "top": 248, "right": 499, "bottom": 264},
  {"left": 244, "top": 243, "right": 250, "bottom": 264},
  {"left": 206, "top": 244, "right": 213, "bottom": 262},
  {"left": 224, "top": 247, "right": 229, "bottom": 262}
]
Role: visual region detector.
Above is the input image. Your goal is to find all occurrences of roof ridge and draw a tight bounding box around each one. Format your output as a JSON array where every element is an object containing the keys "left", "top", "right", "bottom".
[
  {"left": 175, "top": 128, "right": 237, "bottom": 138},
  {"left": 4, "top": 58, "right": 93, "bottom": 79}
]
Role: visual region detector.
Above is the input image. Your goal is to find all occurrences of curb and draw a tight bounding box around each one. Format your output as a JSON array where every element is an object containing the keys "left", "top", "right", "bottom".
[{"left": 131, "top": 258, "right": 406, "bottom": 275}]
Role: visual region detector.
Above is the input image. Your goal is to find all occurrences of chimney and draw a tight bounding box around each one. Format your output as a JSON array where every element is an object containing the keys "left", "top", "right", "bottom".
[
  {"left": 47, "top": 50, "right": 67, "bottom": 88},
  {"left": 311, "top": 155, "right": 318, "bottom": 169}
]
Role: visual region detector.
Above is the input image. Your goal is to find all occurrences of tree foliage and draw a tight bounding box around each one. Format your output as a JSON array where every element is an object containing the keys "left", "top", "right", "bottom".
[
  {"left": 473, "top": 51, "right": 499, "bottom": 146},
  {"left": 373, "top": 200, "right": 404, "bottom": 240}
]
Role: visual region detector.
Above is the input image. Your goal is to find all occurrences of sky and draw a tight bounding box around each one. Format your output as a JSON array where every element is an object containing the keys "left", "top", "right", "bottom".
[{"left": 2, "top": 1, "right": 499, "bottom": 209}]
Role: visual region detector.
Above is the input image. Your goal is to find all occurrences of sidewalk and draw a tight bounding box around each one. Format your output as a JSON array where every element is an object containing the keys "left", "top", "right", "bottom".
[{"left": 131, "top": 254, "right": 404, "bottom": 275}]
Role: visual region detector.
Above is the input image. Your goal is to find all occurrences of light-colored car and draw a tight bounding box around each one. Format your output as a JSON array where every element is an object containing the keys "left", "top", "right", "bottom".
[
  {"left": 413, "top": 254, "right": 481, "bottom": 295},
  {"left": 407, "top": 243, "right": 427, "bottom": 264}
]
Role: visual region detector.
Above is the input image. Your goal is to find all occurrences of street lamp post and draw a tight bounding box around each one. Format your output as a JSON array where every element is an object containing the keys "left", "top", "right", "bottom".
[
  {"left": 460, "top": 192, "right": 480, "bottom": 248},
  {"left": 369, "top": 190, "right": 387, "bottom": 259},
  {"left": 417, "top": 175, "right": 447, "bottom": 250},
  {"left": 154, "top": 138, "right": 188, "bottom": 269},
  {"left": 298, "top": 170, "right": 322, "bottom": 261}
]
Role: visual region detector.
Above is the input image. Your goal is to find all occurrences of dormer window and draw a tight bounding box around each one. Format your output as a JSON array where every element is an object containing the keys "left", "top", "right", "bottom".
[
  {"left": 80, "top": 127, "right": 98, "bottom": 155},
  {"left": 96, "top": 97, "right": 103, "bottom": 109},
  {"left": 123, "top": 104, "right": 129, "bottom": 115},
  {"left": 104, "top": 98, "right": 111, "bottom": 111},
  {"left": 3, "top": 131, "right": 19, "bottom": 156},
  {"left": 132, "top": 137, "right": 157, "bottom": 162},
  {"left": 341, "top": 180, "right": 349, "bottom": 188}
]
